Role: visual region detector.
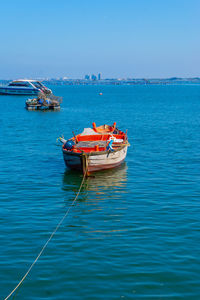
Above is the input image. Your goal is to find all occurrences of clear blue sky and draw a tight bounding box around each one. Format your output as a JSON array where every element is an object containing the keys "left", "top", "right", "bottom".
[{"left": 0, "top": 0, "right": 199, "bottom": 79}]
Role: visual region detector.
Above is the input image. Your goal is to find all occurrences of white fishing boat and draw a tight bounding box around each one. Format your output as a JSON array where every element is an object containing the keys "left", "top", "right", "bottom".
[
  {"left": 0, "top": 79, "right": 52, "bottom": 95},
  {"left": 58, "top": 122, "right": 129, "bottom": 175}
]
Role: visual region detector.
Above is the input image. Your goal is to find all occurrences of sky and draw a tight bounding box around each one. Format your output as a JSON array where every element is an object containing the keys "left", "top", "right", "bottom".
[{"left": 0, "top": 0, "right": 199, "bottom": 79}]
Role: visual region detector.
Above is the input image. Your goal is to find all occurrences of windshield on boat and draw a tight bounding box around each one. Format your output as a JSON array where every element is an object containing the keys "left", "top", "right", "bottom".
[
  {"left": 32, "top": 81, "right": 44, "bottom": 89},
  {"left": 8, "top": 81, "right": 31, "bottom": 87}
]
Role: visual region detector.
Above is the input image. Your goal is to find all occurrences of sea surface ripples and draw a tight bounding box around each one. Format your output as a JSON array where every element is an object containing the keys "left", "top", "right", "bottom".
[{"left": 1, "top": 85, "right": 200, "bottom": 299}]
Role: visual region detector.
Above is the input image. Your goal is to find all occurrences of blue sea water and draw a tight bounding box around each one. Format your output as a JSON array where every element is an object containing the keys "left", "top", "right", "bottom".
[{"left": 0, "top": 85, "right": 200, "bottom": 299}]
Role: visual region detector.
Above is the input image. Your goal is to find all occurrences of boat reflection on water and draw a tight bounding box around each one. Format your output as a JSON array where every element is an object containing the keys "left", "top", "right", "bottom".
[
  {"left": 62, "top": 163, "right": 128, "bottom": 201},
  {"left": 62, "top": 163, "right": 128, "bottom": 238}
]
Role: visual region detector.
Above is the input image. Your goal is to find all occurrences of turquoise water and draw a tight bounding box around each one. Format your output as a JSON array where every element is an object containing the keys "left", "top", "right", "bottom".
[{"left": 1, "top": 85, "right": 200, "bottom": 299}]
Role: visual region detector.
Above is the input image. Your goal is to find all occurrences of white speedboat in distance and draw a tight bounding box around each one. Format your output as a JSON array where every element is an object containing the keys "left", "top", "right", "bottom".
[{"left": 0, "top": 79, "right": 52, "bottom": 95}]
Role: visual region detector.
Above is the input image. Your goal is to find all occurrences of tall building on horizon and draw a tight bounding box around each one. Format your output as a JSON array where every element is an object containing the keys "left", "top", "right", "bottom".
[
  {"left": 85, "top": 74, "right": 90, "bottom": 80},
  {"left": 91, "top": 74, "right": 97, "bottom": 81},
  {"left": 98, "top": 73, "right": 101, "bottom": 80}
]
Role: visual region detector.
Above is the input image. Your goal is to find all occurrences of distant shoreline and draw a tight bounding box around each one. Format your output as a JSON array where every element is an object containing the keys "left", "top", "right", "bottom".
[{"left": 0, "top": 78, "right": 200, "bottom": 86}]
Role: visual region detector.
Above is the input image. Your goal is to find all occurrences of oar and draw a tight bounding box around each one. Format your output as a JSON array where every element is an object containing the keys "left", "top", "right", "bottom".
[{"left": 72, "top": 131, "right": 78, "bottom": 143}]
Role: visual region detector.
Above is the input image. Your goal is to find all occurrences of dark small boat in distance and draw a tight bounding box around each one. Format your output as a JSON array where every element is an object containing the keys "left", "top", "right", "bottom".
[
  {"left": 58, "top": 122, "right": 129, "bottom": 175},
  {"left": 26, "top": 93, "right": 62, "bottom": 111}
]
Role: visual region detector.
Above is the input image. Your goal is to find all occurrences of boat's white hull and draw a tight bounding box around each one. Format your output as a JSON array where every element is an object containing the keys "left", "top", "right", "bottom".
[
  {"left": 63, "top": 146, "right": 128, "bottom": 173},
  {"left": 0, "top": 87, "right": 39, "bottom": 95}
]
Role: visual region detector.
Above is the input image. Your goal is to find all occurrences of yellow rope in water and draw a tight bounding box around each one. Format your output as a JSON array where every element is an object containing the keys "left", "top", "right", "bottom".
[{"left": 4, "top": 166, "right": 88, "bottom": 300}]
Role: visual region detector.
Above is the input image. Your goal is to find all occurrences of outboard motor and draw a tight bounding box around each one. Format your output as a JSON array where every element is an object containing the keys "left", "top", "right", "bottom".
[{"left": 63, "top": 140, "right": 75, "bottom": 150}]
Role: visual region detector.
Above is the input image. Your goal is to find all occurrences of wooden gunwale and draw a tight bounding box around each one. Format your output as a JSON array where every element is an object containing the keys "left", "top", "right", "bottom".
[{"left": 62, "top": 142, "right": 129, "bottom": 157}]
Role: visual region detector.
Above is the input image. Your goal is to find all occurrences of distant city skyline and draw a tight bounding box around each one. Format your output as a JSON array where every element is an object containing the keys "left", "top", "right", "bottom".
[
  {"left": 1, "top": 74, "right": 200, "bottom": 81},
  {"left": 84, "top": 73, "right": 102, "bottom": 80},
  {"left": 0, "top": 0, "right": 199, "bottom": 79}
]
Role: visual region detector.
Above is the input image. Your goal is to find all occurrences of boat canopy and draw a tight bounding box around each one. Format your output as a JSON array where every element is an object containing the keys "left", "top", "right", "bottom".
[{"left": 8, "top": 80, "right": 46, "bottom": 89}]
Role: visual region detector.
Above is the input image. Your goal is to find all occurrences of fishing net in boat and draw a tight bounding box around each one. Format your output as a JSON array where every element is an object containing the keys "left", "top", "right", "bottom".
[
  {"left": 76, "top": 140, "right": 107, "bottom": 148},
  {"left": 48, "top": 94, "right": 63, "bottom": 104}
]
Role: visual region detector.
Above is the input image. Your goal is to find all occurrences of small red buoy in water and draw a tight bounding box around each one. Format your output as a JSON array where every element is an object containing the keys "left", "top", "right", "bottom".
[{"left": 99, "top": 92, "right": 103, "bottom": 95}]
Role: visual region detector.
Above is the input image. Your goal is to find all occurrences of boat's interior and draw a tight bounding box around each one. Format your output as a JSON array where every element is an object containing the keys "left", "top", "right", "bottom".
[
  {"left": 63, "top": 132, "right": 126, "bottom": 153},
  {"left": 62, "top": 123, "right": 127, "bottom": 153}
]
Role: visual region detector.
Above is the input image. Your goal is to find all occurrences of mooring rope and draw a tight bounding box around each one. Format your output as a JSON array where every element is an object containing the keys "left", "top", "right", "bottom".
[{"left": 4, "top": 165, "right": 89, "bottom": 300}]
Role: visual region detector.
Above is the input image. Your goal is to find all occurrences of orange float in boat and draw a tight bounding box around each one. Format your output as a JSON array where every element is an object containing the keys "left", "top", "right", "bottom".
[{"left": 92, "top": 122, "right": 117, "bottom": 133}]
